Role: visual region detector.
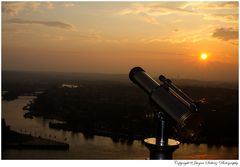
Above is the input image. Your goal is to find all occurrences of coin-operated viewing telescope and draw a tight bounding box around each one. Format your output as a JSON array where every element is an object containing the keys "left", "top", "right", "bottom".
[{"left": 129, "top": 67, "right": 203, "bottom": 160}]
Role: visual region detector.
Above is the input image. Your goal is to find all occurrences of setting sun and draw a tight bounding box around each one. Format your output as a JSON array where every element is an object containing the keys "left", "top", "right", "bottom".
[{"left": 200, "top": 53, "right": 208, "bottom": 60}]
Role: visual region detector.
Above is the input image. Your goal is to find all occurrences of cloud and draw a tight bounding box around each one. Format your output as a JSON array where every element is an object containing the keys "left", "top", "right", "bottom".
[
  {"left": 139, "top": 13, "right": 160, "bottom": 24},
  {"left": 205, "top": 2, "right": 238, "bottom": 9},
  {"left": 140, "top": 25, "right": 216, "bottom": 44},
  {"left": 181, "top": 2, "right": 238, "bottom": 23},
  {"left": 2, "top": 2, "right": 26, "bottom": 16},
  {"left": 45, "top": 2, "right": 54, "bottom": 9},
  {"left": 2, "top": 2, "right": 54, "bottom": 16},
  {"left": 7, "top": 18, "right": 74, "bottom": 31},
  {"left": 63, "top": 3, "right": 75, "bottom": 8},
  {"left": 212, "top": 28, "right": 238, "bottom": 41},
  {"left": 118, "top": 3, "right": 196, "bottom": 25},
  {"left": 223, "top": 2, "right": 239, "bottom": 7},
  {"left": 182, "top": 2, "right": 238, "bottom": 10},
  {"left": 204, "top": 14, "right": 238, "bottom": 23},
  {"left": 119, "top": 3, "right": 194, "bottom": 17},
  {"left": 151, "top": 4, "right": 195, "bottom": 15}
]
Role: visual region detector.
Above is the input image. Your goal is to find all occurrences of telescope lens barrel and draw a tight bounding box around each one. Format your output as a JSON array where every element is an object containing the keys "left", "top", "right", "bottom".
[{"left": 129, "top": 67, "right": 159, "bottom": 95}]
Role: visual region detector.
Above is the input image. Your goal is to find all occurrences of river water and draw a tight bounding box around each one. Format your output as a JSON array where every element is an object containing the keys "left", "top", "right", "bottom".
[{"left": 2, "top": 96, "right": 238, "bottom": 159}]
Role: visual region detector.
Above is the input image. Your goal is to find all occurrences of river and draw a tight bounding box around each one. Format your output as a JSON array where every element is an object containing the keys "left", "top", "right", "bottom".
[{"left": 2, "top": 96, "right": 238, "bottom": 159}]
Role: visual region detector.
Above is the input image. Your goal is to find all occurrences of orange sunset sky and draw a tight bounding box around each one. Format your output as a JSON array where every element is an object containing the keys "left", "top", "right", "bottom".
[{"left": 2, "top": 1, "right": 239, "bottom": 82}]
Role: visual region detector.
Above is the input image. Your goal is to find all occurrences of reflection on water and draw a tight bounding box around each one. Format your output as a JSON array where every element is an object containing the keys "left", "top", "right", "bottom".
[
  {"left": 2, "top": 96, "right": 238, "bottom": 159},
  {"left": 174, "top": 143, "right": 238, "bottom": 160}
]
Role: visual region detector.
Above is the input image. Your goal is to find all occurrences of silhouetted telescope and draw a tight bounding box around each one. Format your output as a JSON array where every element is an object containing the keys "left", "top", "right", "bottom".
[
  {"left": 129, "top": 67, "right": 200, "bottom": 129},
  {"left": 129, "top": 67, "right": 202, "bottom": 159}
]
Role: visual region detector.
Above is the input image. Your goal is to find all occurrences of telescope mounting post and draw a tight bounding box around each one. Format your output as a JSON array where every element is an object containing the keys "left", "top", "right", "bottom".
[{"left": 144, "top": 111, "right": 180, "bottom": 160}]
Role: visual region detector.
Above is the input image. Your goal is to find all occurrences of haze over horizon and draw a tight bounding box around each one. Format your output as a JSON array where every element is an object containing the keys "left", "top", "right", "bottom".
[{"left": 2, "top": 1, "right": 239, "bottom": 82}]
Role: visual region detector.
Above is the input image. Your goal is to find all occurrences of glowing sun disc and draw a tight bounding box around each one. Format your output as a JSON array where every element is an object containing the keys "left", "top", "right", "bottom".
[{"left": 201, "top": 53, "right": 208, "bottom": 60}]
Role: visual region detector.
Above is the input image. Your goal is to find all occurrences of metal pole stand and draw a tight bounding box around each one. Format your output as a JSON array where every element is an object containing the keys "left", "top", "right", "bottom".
[{"left": 144, "top": 112, "right": 180, "bottom": 160}]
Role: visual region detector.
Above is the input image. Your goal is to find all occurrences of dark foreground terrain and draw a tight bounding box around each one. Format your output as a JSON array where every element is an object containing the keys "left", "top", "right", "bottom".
[{"left": 2, "top": 71, "right": 238, "bottom": 146}]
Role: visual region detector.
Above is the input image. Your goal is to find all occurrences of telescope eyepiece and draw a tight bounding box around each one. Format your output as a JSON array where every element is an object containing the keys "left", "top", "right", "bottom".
[
  {"left": 159, "top": 75, "right": 172, "bottom": 83},
  {"left": 159, "top": 75, "right": 166, "bottom": 82}
]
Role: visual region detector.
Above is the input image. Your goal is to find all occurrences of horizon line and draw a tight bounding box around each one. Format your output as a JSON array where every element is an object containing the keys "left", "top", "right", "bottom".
[{"left": 2, "top": 69, "right": 238, "bottom": 84}]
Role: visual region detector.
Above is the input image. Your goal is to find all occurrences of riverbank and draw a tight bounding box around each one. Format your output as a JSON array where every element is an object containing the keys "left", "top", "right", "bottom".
[{"left": 2, "top": 119, "right": 69, "bottom": 150}]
